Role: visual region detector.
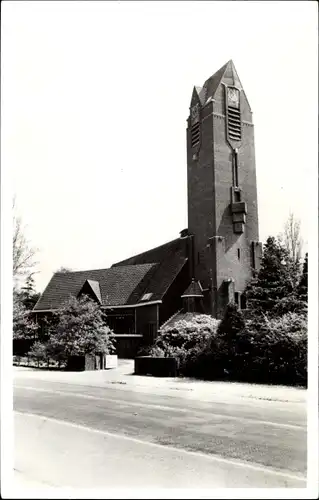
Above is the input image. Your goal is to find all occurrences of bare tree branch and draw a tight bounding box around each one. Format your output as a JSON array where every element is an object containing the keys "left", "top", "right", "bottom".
[
  {"left": 13, "top": 198, "right": 38, "bottom": 281},
  {"left": 283, "top": 212, "right": 303, "bottom": 264}
]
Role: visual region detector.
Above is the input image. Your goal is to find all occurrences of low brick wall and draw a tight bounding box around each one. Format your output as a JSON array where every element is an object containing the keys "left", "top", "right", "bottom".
[
  {"left": 66, "top": 354, "right": 97, "bottom": 371},
  {"left": 134, "top": 356, "right": 179, "bottom": 377},
  {"left": 13, "top": 338, "right": 35, "bottom": 356}
]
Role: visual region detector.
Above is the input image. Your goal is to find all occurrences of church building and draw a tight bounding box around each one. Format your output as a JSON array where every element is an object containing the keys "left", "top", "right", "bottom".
[{"left": 33, "top": 60, "right": 262, "bottom": 357}]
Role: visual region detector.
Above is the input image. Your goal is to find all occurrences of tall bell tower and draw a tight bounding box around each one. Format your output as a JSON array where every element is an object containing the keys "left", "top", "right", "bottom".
[{"left": 186, "top": 60, "right": 262, "bottom": 318}]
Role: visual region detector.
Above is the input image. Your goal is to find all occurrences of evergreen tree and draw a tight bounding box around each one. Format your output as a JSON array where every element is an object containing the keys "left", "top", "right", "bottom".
[
  {"left": 217, "top": 302, "right": 246, "bottom": 339},
  {"left": 215, "top": 302, "right": 247, "bottom": 377},
  {"left": 246, "top": 236, "right": 293, "bottom": 316},
  {"left": 19, "top": 275, "right": 41, "bottom": 310}
]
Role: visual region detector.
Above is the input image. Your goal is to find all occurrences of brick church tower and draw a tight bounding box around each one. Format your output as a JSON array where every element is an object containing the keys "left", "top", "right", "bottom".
[{"left": 186, "top": 60, "right": 262, "bottom": 318}]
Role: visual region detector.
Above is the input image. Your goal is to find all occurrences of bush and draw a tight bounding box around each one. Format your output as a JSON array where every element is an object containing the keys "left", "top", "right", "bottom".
[
  {"left": 227, "top": 312, "right": 307, "bottom": 386},
  {"left": 258, "top": 313, "right": 307, "bottom": 386},
  {"left": 150, "top": 315, "right": 220, "bottom": 376},
  {"left": 28, "top": 341, "right": 49, "bottom": 368},
  {"left": 148, "top": 308, "right": 307, "bottom": 387},
  {"left": 272, "top": 294, "right": 307, "bottom": 316}
]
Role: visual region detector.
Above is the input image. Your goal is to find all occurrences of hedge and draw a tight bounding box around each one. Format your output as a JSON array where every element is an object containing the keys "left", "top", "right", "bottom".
[{"left": 151, "top": 309, "right": 307, "bottom": 387}]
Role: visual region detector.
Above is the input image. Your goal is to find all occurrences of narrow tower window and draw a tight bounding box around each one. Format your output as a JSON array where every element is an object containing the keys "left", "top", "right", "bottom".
[
  {"left": 228, "top": 106, "right": 241, "bottom": 141},
  {"left": 234, "top": 150, "right": 239, "bottom": 187},
  {"left": 190, "top": 103, "right": 200, "bottom": 149},
  {"left": 234, "top": 190, "right": 241, "bottom": 202},
  {"left": 237, "top": 248, "right": 241, "bottom": 260},
  {"left": 191, "top": 122, "right": 200, "bottom": 148}
]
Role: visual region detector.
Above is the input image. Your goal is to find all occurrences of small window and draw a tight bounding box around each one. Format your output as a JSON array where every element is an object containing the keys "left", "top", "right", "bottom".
[
  {"left": 235, "top": 292, "right": 239, "bottom": 306},
  {"left": 141, "top": 292, "right": 153, "bottom": 301},
  {"left": 237, "top": 248, "right": 241, "bottom": 260}
]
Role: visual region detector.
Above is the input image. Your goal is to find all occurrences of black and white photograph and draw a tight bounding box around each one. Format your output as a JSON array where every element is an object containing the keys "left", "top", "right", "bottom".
[{"left": 1, "top": 0, "right": 318, "bottom": 498}]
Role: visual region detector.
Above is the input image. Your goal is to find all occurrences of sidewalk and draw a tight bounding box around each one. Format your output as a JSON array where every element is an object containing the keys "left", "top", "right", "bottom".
[{"left": 13, "top": 361, "right": 307, "bottom": 404}]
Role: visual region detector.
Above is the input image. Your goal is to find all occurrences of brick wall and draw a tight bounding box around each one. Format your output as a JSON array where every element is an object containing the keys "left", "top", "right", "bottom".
[{"left": 187, "top": 71, "right": 260, "bottom": 318}]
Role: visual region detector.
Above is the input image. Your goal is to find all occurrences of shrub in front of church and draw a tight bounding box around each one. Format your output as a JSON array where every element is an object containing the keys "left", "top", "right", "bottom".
[
  {"left": 151, "top": 305, "right": 307, "bottom": 386},
  {"left": 149, "top": 315, "right": 220, "bottom": 375},
  {"left": 207, "top": 303, "right": 248, "bottom": 380},
  {"left": 209, "top": 307, "right": 307, "bottom": 386},
  {"left": 43, "top": 295, "right": 115, "bottom": 364},
  {"left": 28, "top": 341, "right": 50, "bottom": 368},
  {"left": 242, "top": 313, "right": 307, "bottom": 386}
]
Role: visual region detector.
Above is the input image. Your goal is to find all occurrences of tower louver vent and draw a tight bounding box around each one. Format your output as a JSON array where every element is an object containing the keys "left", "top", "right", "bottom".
[
  {"left": 227, "top": 106, "right": 241, "bottom": 141},
  {"left": 191, "top": 122, "right": 200, "bottom": 148}
]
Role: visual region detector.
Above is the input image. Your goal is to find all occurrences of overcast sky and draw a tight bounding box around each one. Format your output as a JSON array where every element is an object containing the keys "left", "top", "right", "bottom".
[{"left": 3, "top": 1, "right": 318, "bottom": 292}]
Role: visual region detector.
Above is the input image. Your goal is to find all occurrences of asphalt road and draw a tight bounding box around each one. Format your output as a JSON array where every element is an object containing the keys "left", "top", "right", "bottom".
[{"left": 13, "top": 376, "right": 307, "bottom": 489}]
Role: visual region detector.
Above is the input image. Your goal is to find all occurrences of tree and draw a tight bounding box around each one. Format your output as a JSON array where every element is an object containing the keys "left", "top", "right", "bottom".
[
  {"left": 19, "top": 275, "right": 41, "bottom": 310},
  {"left": 246, "top": 236, "right": 293, "bottom": 316},
  {"left": 55, "top": 267, "right": 73, "bottom": 273},
  {"left": 13, "top": 290, "right": 38, "bottom": 340},
  {"left": 215, "top": 303, "right": 247, "bottom": 377},
  {"left": 217, "top": 303, "right": 245, "bottom": 338},
  {"left": 297, "top": 252, "right": 308, "bottom": 302},
  {"left": 279, "top": 212, "right": 303, "bottom": 290},
  {"left": 28, "top": 341, "right": 49, "bottom": 368},
  {"left": 13, "top": 199, "right": 37, "bottom": 284},
  {"left": 282, "top": 212, "right": 303, "bottom": 264},
  {"left": 48, "top": 295, "right": 115, "bottom": 361}
]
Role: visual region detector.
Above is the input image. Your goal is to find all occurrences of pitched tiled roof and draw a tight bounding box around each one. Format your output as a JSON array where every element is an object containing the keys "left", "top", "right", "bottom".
[
  {"left": 34, "top": 236, "right": 191, "bottom": 312},
  {"left": 113, "top": 237, "right": 188, "bottom": 266},
  {"left": 181, "top": 279, "right": 203, "bottom": 298},
  {"left": 112, "top": 237, "right": 190, "bottom": 301},
  {"left": 34, "top": 263, "right": 157, "bottom": 311},
  {"left": 200, "top": 61, "right": 228, "bottom": 104},
  {"left": 199, "top": 60, "right": 251, "bottom": 110}
]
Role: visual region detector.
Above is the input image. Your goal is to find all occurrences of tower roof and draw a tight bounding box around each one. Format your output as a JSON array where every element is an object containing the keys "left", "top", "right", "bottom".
[{"left": 197, "top": 60, "right": 244, "bottom": 106}]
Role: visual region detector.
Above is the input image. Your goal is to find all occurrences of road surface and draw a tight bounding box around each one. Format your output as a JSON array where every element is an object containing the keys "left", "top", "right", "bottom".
[{"left": 13, "top": 374, "right": 307, "bottom": 489}]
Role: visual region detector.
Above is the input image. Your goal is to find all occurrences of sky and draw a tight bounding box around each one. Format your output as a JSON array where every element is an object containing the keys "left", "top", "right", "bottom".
[{"left": 2, "top": 0, "right": 318, "bottom": 293}]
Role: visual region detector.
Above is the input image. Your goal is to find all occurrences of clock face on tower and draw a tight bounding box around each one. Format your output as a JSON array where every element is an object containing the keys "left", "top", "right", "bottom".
[
  {"left": 227, "top": 87, "right": 240, "bottom": 107},
  {"left": 191, "top": 104, "right": 200, "bottom": 124}
]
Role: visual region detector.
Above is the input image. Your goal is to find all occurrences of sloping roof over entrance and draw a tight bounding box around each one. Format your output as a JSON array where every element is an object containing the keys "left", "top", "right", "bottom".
[
  {"left": 181, "top": 279, "right": 203, "bottom": 298},
  {"left": 160, "top": 312, "right": 205, "bottom": 331}
]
